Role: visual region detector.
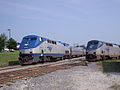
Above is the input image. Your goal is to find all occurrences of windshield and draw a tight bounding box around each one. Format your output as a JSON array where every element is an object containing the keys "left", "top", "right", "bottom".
[
  {"left": 20, "top": 37, "right": 38, "bottom": 48},
  {"left": 87, "top": 41, "right": 103, "bottom": 50},
  {"left": 23, "top": 38, "right": 37, "bottom": 41},
  {"left": 20, "top": 35, "right": 43, "bottom": 49}
]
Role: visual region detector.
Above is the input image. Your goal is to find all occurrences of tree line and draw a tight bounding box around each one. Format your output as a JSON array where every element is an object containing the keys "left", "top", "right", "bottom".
[{"left": 0, "top": 33, "right": 17, "bottom": 52}]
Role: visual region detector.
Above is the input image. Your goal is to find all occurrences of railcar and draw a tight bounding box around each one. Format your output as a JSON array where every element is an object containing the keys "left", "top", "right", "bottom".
[
  {"left": 86, "top": 40, "right": 120, "bottom": 61},
  {"left": 70, "top": 47, "right": 86, "bottom": 58},
  {"left": 19, "top": 35, "right": 70, "bottom": 65}
]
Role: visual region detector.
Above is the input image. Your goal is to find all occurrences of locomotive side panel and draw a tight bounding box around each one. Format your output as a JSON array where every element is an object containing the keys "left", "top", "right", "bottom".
[{"left": 70, "top": 47, "right": 86, "bottom": 57}]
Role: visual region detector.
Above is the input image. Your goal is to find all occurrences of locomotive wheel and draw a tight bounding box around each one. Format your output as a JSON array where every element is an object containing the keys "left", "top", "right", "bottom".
[
  {"left": 41, "top": 56, "right": 51, "bottom": 62},
  {"left": 62, "top": 56, "right": 65, "bottom": 60},
  {"left": 41, "top": 56, "right": 45, "bottom": 63},
  {"left": 19, "top": 61, "right": 24, "bottom": 66},
  {"left": 47, "top": 56, "right": 51, "bottom": 62}
]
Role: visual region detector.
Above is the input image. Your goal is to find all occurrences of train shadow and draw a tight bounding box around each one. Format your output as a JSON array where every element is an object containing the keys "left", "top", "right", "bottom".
[
  {"left": 8, "top": 61, "right": 19, "bottom": 66},
  {"left": 102, "top": 61, "right": 120, "bottom": 73}
]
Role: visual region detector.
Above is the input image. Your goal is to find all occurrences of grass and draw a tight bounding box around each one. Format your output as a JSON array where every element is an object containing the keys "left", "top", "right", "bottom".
[
  {"left": 103, "top": 59, "right": 120, "bottom": 62},
  {"left": 96, "top": 59, "right": 120, "bottom": 65},
  {"left": 96, "top": 59, "right": 120, "bottom": 73},
  {"left": 96, "top": 61, "right": 102, "bottom": 66},
  {"left": 0, "top": 51, "right": 19, "bottom": 67}
]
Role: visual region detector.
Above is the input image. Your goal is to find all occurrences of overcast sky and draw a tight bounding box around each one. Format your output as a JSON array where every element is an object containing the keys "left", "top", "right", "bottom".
[{"left": 0, "top": 0, "right": 120, "bottom": 46}]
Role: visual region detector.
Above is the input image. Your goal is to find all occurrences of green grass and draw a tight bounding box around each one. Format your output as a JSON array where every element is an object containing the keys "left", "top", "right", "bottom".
[
  {"left": 96, "top": 59, "right": 120, "bottom": 66},
  {"left": 103, "top": 59, "right": 120, "bottom": 62},
  {"left": 96, "top": 59, "right": 120, "bottom": 73},
  {"left": 96, "top": 61, "right": 102, "bottom": 66},
  {"left": 0, "top": 51, "right": 19, "bottom": 67}
]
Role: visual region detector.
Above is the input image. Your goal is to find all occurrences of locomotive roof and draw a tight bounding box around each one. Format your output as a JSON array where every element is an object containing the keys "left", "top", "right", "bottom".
[
  {"left": 23, "top": 35, "right": 69, "bottom": 46},
  {"left": 23, "top": 35, "right": 39, "bottom": 38},
  {"left": 89, "top": 40, "right": 120, "bottom": 46}
]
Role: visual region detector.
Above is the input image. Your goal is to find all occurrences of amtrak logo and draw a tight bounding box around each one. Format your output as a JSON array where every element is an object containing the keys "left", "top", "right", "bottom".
[{"left": 47, "top": 45, "right": 53, "bottom": 52}]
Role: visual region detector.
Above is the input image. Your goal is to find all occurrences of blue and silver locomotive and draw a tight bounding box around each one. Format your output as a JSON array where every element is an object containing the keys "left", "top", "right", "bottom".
[
  {"left": 86, "top": 40, "right": 120, "bottom": 61},
  {"left": 19, "top": 35, "right": 70, "bottom": 65}
]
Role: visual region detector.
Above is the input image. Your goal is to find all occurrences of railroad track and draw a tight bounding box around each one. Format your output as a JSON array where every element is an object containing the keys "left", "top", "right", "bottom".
[
  {"left": 0, "top": 57, "right": 87, "bottom": 85},
  {"left": 0, "top": 57, "right": 86, "bottom": 74}
]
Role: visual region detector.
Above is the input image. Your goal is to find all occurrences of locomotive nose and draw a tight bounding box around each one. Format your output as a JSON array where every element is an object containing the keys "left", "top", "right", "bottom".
[{"left": 24, "top": 43, "right": 29, "bottom": 48}]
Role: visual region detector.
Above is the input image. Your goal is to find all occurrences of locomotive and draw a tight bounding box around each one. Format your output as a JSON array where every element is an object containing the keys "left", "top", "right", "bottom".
[
  {"left": 19, "top": 35, "right": 85, "bottom": 65},
  {"left": 86, "top": 40, "right": 120, "bottom": 61}
]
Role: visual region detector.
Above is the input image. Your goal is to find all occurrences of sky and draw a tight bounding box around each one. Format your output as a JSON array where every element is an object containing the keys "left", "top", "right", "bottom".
[{"left": 0, "top": 0, "right": 120, "bottom": 46}]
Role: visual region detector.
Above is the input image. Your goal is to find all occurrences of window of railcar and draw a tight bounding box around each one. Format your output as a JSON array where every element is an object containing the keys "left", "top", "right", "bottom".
[
  {"left": 47, "top": 40, "right": 52, "bottom": 43},
  {"left": 106, "top": 43, "right": 109, "bottom": 46},
  {"left": 109, "top": 44, "right": 113, "bottom": 47},
  {"left": 47, "top": 40, "right": 49, "bottom": 43},
  {"left": 47, "top": 40, "right": 50, "bottom": 43},
  {"left": 52, "top": 41, "right": 54, "bottom": 44},
  {"left": 51, "top": 41, "right": 56, "bottom": 45},
  {"left": 106, "top": 43, "right": 113, "bottom": 47},
  {"left": 54, "top": 41, "right": 57, "bottom": 45},
  {"left": 54, "top": 41, "right": 56, "bottom": 44},
  {"left": 50, "top": 40, "right": 52, "bottom": 43}
]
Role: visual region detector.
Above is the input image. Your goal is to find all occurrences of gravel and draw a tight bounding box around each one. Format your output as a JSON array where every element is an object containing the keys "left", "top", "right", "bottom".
[{"left": 0, "top": 62, "right": 120, "bottom": 90}]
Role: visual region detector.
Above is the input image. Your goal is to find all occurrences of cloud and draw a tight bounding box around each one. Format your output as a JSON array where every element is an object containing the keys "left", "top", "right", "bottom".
[{"left": 0, "top": 1, "right": 80, "bottom": 23}]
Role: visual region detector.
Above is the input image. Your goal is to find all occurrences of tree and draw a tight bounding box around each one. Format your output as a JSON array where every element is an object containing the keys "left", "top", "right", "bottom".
[
  {"left": 0, "top": 33, "right": 7, "bottom": 52},
  {"left": 7, "top": 38, "right": 17, "bottom": 50}
]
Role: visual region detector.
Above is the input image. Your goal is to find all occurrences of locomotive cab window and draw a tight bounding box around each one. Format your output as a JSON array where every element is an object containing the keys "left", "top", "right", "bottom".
[
  {"left": 106, "top": 43, "right": 113, "bottom": 47},
  {"left": 52, "top": 41, "right": 55, "bottom": 44},
  {"left": 23, "top": 38, "right": 29, "bottom": 41},
  {"left": 87, "top": 41, "right": 99, "bottom": 50},
  {"left": 31, "top": 38, "right": 37, "bottom": 40},
  {"left": 54, "top": 41, "right": 57, "bottom": 45},
  {"left": 47, "top": 40, "right": 52, "bottom": 43},
  {"left": 47, "top": 40, "right": 56, "bottom": 45},
  {"left": 53, "top": 41, "right": 57, "bottom": 45}
]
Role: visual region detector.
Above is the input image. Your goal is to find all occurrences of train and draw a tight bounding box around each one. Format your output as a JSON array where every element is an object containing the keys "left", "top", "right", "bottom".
[
  {"left": 70, "top": 46, "right": 86, "bottom": 58},
  {"left": 19, "top": 35, "right": 85, "bottom": 65},
  {"left": 86, "top": 40, "right": 120, "bottom": 61}
]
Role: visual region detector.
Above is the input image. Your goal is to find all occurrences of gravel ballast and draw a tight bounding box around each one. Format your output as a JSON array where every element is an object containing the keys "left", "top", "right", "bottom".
[{"left": 0, "top": 63, "right": 120, "bottom": 90}]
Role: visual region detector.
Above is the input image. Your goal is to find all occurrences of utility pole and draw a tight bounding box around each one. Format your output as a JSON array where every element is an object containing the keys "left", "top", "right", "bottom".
[{"left": 8, "top": 29, "right": 11, "bottom": 39}]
